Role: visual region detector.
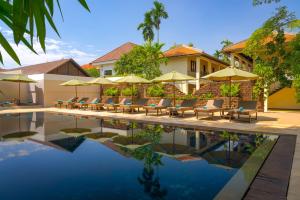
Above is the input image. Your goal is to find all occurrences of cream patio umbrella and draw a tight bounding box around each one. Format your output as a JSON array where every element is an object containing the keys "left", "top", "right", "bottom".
[
  {"left": 86, "top": 77, "right": 114, "bottom": 100},
  {"left": 60, "top": 79, "right": 87, "bottom": 98},
  {"left": 202, "top": 67, "right": 259, "bottom": 108},
  {"left": 0, "top": 74, "right": 37, "bottom": 105},
  {"left": 114, "top": 74, "right": 150, "bottom": 102},
  {"left": 151, "top": 71, "right": 195, "bottom": 106}
]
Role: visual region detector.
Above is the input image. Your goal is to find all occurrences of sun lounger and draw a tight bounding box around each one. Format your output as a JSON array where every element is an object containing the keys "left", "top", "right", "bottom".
[
  {"left": 194, "top": 99, "right": 224, "bottom": 119},
  {"left": 120, "top": 98, "right": 149, "bottom": 113},
  {"left": 104, "top": 98, "right": 131, "bottom": 112},
  {"left": 55, "top": 97, "right": 78, "bottom": 108},
  {"left": 144, "top": 98, "right": 172, "bottom": 116},
  {"left": 74, "top": 97, "right": 90, "bottom": 109},
  {"left": 0, "top": 99, "right": 16, "bottom": 107},
  {"left": 65, "top": 97, "right": 87, "bottom": 109},
  {"left": 88, "top": 98, "right": 102, "bottom": 110},
  {"left": 167, "top": 99, "right": 197, "bottom": 117},
  {"left": 228, "top": 101, "right": 258, "bottom": 123}
]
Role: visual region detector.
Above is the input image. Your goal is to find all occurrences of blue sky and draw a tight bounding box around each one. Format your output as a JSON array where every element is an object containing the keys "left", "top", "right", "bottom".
[{"left": 0, "top": 0, "right": 299, "bottom": 68}]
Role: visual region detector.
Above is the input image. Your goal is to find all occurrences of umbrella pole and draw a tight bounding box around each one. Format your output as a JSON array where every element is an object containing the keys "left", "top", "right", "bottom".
[
  {"left": 100, "top": 85, "right": 103, "bottom": 100},
  {"left": 75, "top": 86, "right": 78, "bottom": 98},
  {"left": 173, "top": 81, "right": 176, "bottom": 106},
  {"left": 18, "top": 82, "right": 21, "bottom": 105},
  {"left": 229, "top": 77, "right": 232, "bottom": 109},
  {"left": 131, "top": 84, "right": 134, "bottom": 103}
]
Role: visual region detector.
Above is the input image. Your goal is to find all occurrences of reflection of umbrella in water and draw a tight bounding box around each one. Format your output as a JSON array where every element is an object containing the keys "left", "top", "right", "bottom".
[
  {"left": 1, "top": 113, "right": 37, "bottom": 141},
  {"left": 60, "top": 116, "right": 91, "bottom": 137},
  {"left": 201, "top": 150, "right": 247, "bottom": 169}
]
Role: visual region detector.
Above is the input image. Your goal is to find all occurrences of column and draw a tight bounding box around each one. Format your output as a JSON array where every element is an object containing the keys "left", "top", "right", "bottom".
[
  {"left": 208, "top": 62, "right": 212, "bottom": 74},
  {"left": 196, "top": 57, "right": 201, "bottom": 90},
  {"left": 230, "top": 54, "right": 235, "bottom": 67}
]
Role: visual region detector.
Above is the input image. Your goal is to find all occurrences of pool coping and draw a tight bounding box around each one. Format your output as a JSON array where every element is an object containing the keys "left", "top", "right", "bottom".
[{"left": 0, "top": 108, "right": 298, "bottom": 199}]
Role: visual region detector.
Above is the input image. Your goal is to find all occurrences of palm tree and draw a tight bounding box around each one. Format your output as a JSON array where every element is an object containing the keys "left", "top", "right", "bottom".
[
  {"left": 151, "top": 1, "right": 168, "bottom": 43},
  {"left": 138, "top": 11, "right": 155, "bottom": 42}
]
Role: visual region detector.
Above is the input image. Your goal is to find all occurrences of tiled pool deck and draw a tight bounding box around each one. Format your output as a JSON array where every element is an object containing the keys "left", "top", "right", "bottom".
[{"left": 1, "top": 107, "right": 299, "bottom": 199}]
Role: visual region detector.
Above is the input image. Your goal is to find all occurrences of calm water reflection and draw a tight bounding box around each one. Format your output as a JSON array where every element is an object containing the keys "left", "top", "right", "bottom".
[{"left": 0, "top": 112, "right": 277, "bottom": 200}]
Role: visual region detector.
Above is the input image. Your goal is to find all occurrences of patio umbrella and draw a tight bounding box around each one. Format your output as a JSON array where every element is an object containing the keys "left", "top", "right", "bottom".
[
  {"left": 115, "top": 74, "right": 150, "bottom": 102},
  {"left": 0, "top": 74, "right": 37, "bottom": 105},
  {"left": 151, "top": 71, "right": 195, "bottom": 106},
  {"left": 60, "top": 79, "right": 87, "bottom": 98},
  {"left": 86, "top": 77, "right": 113, "bottom": 100},
  {"left": 202, "top": 67, "right": 258, "bottom": 108}
]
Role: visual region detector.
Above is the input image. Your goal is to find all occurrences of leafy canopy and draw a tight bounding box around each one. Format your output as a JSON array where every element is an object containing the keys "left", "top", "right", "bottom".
[
  {"left": 114, "top": 42, "right": 167, "bottom": 80},
  {"left": 213, "top": 39, "right": 233, "bottom": 63},
  {"left": 244, "top": 6, "right": 300, "bottom": 100},
  {"left": 0, "top": 0, "right": 90, "bottom": 65},
  {"left": 84, "top": 67, "right": 100, "bottom": 78},
  {"left": 137, "top": 1, "right": 168, "bottom": 43}
]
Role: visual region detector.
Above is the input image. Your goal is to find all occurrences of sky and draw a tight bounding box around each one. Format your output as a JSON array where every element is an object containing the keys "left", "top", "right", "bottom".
[{"left": 0, "top": 0, "right": 299, "bottom": 69}]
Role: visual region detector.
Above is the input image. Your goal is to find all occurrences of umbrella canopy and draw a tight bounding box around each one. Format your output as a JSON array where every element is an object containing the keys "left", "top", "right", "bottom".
[
  {"left": 87, "top": 77, "right": 114, "bottom": 99},
  {"left": 115, "top": 74, "right": 150, "bottom": 102},
  {"left": 152, "top": 71, "right": 195, "bottom": 106},
  {"left": 115, "top": 74, "right": 150, "bottom": 84},
  {"left": 202, "top": 67, "right": 259, "bottom": 81},
  {"left": 152, "top": 71, "right": 195, "bottom": 82},
  {"left": 87, "top": 77, "right": 113, "bottom": 85},
  {"left": 0, "top": 74, "right": 37, "bottom": 105},
  {"left": 202, "top": 67, "right": 259, "bottom": 108},
  {"left": 60, "top": 79, "right": 87, "bottom": 98}
]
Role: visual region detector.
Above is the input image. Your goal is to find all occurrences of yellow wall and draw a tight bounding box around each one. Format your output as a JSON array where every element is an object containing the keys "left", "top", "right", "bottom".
[{"left": 268, "top": 87, "right": 300, "bottom": 110}]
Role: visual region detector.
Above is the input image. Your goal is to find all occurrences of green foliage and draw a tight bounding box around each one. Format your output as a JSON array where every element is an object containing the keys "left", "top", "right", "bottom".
[
  {"left": 220, "top": 83, "right": 240, "bottom": 97},
  {"left": 147, "top": 84, "right": 165, "bottom": 97},
  {"left": 115, "top": 42, "right": 167, "bottom": 80},
  {"left": 137, "top": 11, "right": 155, "bottom": 42},
  {"left": 84, "top": 68, "right": 100, "bottom": 78},
  {"left": 104, "top": 87, "right": 119, "bottom": 96},
  {"left": 213, "top": 39, "right": 233, "bottom": 63},
  {"left": 200, "top": 92, "right": 214, "bottom": 100},
  {"left": 121, "top": 87, "right": 138, "bottom": 96},
  {"left": 0, "top": 0, "right": 90, "bottom": 65},
  {"left": 293, "top": 76, "right": 300, "bottom": 103},
  {"left": 137, "top": 0, "right": 168, "bottom": 43},
  {"left": 177, "top": 94, "right": 197, "bottom": 100},
  {"left": 244, "top": 6, "right": 300, "bottom": 101},
  {"left": 253, "top": 0, "right": 280, "bottom": 6}
]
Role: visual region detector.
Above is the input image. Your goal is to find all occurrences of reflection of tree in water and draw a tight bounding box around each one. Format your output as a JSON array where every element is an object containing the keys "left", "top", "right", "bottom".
[{"left": 131, "top": 124, "right": 168, "bottom": 199}]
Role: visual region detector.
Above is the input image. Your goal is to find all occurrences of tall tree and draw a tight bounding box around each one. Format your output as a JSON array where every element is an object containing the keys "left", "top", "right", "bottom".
[
  {"left": 213, "top": 39, "right": 233, "bottom": 63},
  {"left": 244, "top": 6, "right": 300, "bottom": 101},
  {"left": 114, "top": 42, "right": 167, "bottom": 80},
  {"left": 151, "top": 1, "right": 168, "bottom": 43},
  {"left": 137, "top": 11, "right": 155, "bottom": 42},
  {"left": 0, "top": 0, "right": 90, "bottom": 65}
]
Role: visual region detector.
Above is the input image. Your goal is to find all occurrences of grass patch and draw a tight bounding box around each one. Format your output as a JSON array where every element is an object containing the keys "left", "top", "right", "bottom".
[
  {"left": 3, "top": 131, "right": 37, "bottom": 139},
  {"left": 61, "top": 128, "right": 91, "bottom": 133},
  {"left": 85, "top": 132, "right": 118, "bottom": 139},
  {"left": 113, "top": 135, "right": 150, "bottom": 146}
]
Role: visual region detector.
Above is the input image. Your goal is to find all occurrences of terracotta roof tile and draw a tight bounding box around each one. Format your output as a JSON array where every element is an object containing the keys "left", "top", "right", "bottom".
[
  {"left": 4, "top": 59, "right": 89, "bottom": 76},
  {"left": 164, "top": 44, "right": 229, "bottom": 66},
  {"left": 223, "top": 33, "right": 296, "bottom": 53},
  {"left": 164, "top": 45, "right": 203, "bottom": 57},
  {"left": 92, "top": 42, "right": 137, "bottom": 64},
  {"left": 81, "top": 63, "right": 95, "bottom": 70}
]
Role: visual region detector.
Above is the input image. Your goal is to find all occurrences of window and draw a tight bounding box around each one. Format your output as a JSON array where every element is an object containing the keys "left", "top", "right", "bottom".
[
  {"left": 190, "top": 60, "right": 196, "bottom": 72},
  {"left": 104, "top": 70, "right": 112, "bottom": 76}
]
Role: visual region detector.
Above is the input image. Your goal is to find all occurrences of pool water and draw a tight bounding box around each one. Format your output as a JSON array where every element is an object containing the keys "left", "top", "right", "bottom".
[{"left": 0, "top": 112, "right": 277, "bottom": 200}]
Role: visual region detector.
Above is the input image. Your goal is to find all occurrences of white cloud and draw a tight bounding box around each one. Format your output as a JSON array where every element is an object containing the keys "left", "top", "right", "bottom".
[{"left": 0, "top": 28, "right": 98, "bottom": 68}]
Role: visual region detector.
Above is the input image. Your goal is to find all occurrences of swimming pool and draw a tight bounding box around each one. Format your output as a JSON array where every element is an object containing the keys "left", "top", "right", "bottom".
[{"left": 0, "top": 112, "right": 277, "bottom": 200}]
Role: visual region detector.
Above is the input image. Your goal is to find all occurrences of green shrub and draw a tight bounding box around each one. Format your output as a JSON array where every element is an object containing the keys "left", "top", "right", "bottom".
[
  {"left": 178, "top": 94, "right": 197, "bottom": 100},
  {"left": 104, "top": 87, "right": 119, "bottom": 96},
  {"left": 147, "top": 84, "right": 165, "bottom": 97},
  {"left": 220, "top": 83, "right": 240, "bottom": 97},
  {"left": 200, "top": 92, "right": 214, "bottom": 99},
  {"left": 121, "top": 87, "right": 138, "bottom": 96}
]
